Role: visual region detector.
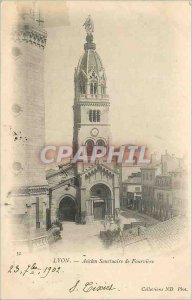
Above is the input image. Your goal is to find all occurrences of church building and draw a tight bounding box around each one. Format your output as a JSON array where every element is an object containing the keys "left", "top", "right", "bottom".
[{"left": 47, "top": 16, "right": 120, "bottom": 223}]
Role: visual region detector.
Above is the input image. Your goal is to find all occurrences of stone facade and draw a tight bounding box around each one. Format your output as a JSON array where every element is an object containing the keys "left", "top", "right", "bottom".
[
  {"left": 47, "top": 19, "right": 120, "bottom": 223},
  {"left": 141, "top": 164, "right": 162, "bottom": 214},
  {"left": 141, "top": 152, "right": 185, "bottom": 219},
  {"left": 73, "top": 32, "right": 112, "bottom": 152},
  {"left": 154, "top": 170, "right": 186, "bottom": 221},
  {"left": 47, "top": 162, "right": 120, "bottom": 223},
  {"left": 8, "top": 9, "right": 49, "bottom": 245},
  {"left": 121, "top": 172, "right": 142, "bottom": 210}
]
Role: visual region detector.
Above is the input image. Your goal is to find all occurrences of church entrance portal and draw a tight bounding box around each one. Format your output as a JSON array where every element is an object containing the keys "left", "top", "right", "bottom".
[
  {"left": 58, "top": 197, "right": 76, "bottom": 221},
  {"left": 90, "top": 184, "right": 112, "bottom": 220}
]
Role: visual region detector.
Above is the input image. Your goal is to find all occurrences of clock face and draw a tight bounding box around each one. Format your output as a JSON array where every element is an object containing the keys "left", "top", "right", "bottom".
[{"left": 91, "top": 128, "right": 99, "bottom": 137}]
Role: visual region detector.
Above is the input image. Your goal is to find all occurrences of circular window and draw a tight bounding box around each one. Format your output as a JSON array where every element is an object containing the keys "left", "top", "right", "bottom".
[
  {"left": 12, "top": 162, "right": 22, "bottom": 171},
  {"left": 12, "top": 103, "right": 22, "bottom": 114},
  {"left": 90, "top": 128, "right": 99, "bottom": 137},
  {"left": 12, "top": 47, "right": 22, "bottom": 57}
]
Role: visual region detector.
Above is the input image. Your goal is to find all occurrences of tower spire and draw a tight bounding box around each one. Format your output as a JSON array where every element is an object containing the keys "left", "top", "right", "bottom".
[{"left": 83, "top": 15, "right": 96, "bottom": 50}]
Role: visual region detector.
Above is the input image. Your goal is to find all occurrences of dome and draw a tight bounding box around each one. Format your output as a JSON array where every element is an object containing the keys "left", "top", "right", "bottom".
[
  {"left": 75, "top": 33, "right": 107, "bottom": 97},
  {"left": 77, "top": 49, "right": 105, "bottom": 78}
]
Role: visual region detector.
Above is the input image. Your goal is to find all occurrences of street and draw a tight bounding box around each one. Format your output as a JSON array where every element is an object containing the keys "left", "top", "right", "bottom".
[{"left": 50, "top": 209, "right": 159, "bottom": 254}]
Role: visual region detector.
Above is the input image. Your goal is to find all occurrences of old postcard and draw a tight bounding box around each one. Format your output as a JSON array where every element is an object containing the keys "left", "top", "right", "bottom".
[{"left": 1, "top": 1, "right": 191, "bottom": 299}]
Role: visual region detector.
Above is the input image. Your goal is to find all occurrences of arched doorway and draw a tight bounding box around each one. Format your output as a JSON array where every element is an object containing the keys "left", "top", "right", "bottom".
[
  {"left": 58, "top": 197, "right": 76, "bottom": 221},
  {"left": 90, "top": 184, "right": 112, "bottom": 220}
]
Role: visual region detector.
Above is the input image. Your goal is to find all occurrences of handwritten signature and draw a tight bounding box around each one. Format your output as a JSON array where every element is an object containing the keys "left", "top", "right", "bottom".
[
  {"left": 69, "top": 280, "right": 116, "bottom": 293},
  {"left": 7, "top": 264, "right": 119, "bottom": 292}
]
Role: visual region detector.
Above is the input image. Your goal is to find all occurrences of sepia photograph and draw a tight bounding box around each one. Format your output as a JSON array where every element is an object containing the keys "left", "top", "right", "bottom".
[{"left": 1, "top": 1, "right": 191, "bottom": 299}]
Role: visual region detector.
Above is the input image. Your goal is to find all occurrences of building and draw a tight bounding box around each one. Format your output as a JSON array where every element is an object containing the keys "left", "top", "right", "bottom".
[
  {"left": 118, "top": 163, "right": 141, "bottom": 206},
  {"left": 122, "top": 172, "right": 142, "bottom": 210},
  {"left": 141, "top": 162, "right": 162, "bottom": 214},
  {"left": 141, "top": 151, "right": 185, "bottom": 219},
  {"left": 47, "top": 16, "right": 120, "bottom": 223},
  {"left": 154, "top": 169, "right": 186, "bottom": 221},
  {"left": 8, "top": 7, "right": 49, "bottom": 248}
]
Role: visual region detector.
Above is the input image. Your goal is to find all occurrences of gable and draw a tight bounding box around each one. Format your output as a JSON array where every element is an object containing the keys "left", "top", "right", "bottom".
[
  {"left": 81, "top": 163, "right": 117, "bottom": 178},
  {"left": 46, "top": 164, "right": 75, "bottom": 188}
]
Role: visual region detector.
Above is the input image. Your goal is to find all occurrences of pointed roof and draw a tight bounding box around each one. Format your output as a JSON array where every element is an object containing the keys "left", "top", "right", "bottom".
[
  {"left": 75, "top": 16, "right": 106, "bottom": 83},
  {"left": 80, "top": 162, "right": 118, "bottom": 177}
]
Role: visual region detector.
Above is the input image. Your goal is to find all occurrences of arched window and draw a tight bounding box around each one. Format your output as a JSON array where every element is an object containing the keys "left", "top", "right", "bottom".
[
  {"left": 90, "top": 83, "right": 94, "bottom": 95},
  {"left": 89, "top": 110, "right": 101, "bottom": 122},
  {"left": 97, "top": 110, "right": 100, "bottom": 122},
  {"left": 89, "top": 110, "right": 92, "bottom": 122},
  {"left": 96, "top": 139, "right": 106, "bottom": 147},
  {"left": 95, "top": 139, "right": 106, "bottom": 159},
  {"left": 166, "top": 193, "right": 169, "bottom": 203},
  {"left": 85, "top": 139, "right": 94, "bottom": 156},
  {"left": 101, "top": 85, "right": 106, "bottom": 95},
  {"left": 93, "top": 110, "right": 96, "bottom": 122},
  {"left": 94, "top": 83, "right": 97, "bottom": 94},
  {"left": 90, "top": 82, "right": 97, "bottom": 95},
  {"left": 80, "top": 81, "right": 86, "bottom": 95}
]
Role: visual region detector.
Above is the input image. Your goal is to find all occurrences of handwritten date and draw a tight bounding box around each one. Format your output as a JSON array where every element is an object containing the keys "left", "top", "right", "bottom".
[{"left": 8, "top": 263, "right": 61, "bottom": 278}]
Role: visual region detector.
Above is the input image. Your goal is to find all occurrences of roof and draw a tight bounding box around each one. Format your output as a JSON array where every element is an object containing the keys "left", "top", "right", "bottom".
[
  {"left": 77, "top": 49, "right": 104, "bottom": 75},
  {"left": 75, "top": 32, "right": 107, "bottom": 85},
  {"left": 82, "top": 162, "right": 118, "bottom": 177},
  {"left": 141, "top": 161, "right": 162, "bottom": 170},
  {"left": 168, "top": 168, "right": 184, "bottom": 173},
  {"left": 46, "top": 161, "right": 118, "bottom": 183},
  {"left": 123, "top": 216, "right": 187, "bottom": 254},
  {"left": 46, "top": 163, "right": 74, "bottom": 180},
  {"left": 156, "top": 174, "right": 171, "bottom": 178},
  {"left": 144, "top": 216, "right": 186, "bottom": 253}
]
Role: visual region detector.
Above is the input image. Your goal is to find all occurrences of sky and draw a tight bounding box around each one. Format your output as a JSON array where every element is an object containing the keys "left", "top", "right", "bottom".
[{"left": 43, "top": 1, "right": 190, "bottom": 158}]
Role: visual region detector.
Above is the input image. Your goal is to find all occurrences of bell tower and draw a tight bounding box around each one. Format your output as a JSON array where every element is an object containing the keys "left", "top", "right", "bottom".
[
  {"left": 73, "top": 16, "right": 112, "bottom": 156},
  {"left": 6, "top": 5, "right": 49, "bottom": 249}
]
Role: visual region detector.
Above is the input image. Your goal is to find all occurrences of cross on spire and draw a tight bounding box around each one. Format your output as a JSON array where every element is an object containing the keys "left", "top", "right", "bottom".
[{"left": 36, "top": 11, "right": 44, "bottom": 27}]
